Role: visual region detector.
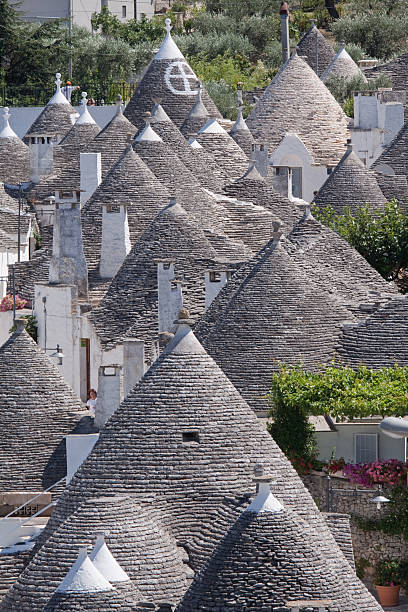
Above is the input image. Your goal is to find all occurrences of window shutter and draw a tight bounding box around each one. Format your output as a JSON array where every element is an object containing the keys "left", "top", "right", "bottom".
[{"left": 354, "top": 433, "right": 378, "bottom": 463}]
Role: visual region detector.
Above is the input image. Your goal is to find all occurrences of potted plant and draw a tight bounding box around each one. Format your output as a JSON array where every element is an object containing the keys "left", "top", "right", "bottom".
[{"left": 374, "top": 559, "right": 403, "bottom": 607}]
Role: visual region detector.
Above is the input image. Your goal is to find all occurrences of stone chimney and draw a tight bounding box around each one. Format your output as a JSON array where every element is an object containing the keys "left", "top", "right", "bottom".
[
  {"left": 28, "top": 134, "right": 55, "bottom": 182},
  {"left": 123, "top": 339, "right": 145, "bottom": 398},
  {"left": 95, "top": 365, "right": 121, "bottom": 429},
  {"left": 80, "top": 152, "right": 101, "bottom": 206},
  {"left": 99, "top": 203, "right": 131, "bottom": 279},
  {"left": 205, "top": 270, "right": 231, "bottom": 310},
  {"left": 280, "top": 1, "right": 290, "bottom": 63},
  {"left": 156, "top": 260, "right": 183, "bottom": 333},
  {"left": 49, "top": 200, "right": 88, "bottom": 299},
  {"left": 251, "top": 143, "right": 269, "bottom": 177}
]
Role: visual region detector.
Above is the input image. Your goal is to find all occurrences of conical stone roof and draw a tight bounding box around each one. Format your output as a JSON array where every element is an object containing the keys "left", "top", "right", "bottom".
[
  {"left": 81, "top": 144, "right": 169, "bottom": 272},
  {"left": 0, "top": 108, "right": 30, "bottom": 184},
  {"left": 314, "top": 144, "right": 386, "bottom": 214},
  {"left": 85, "top": 102, "right": 138, "bottom": 176},
  {"left": 124, "top": 19, "right": 221, "bottom": 128},
  {"left": 375, "top": 170, "right": 408, "bottom": 204},
  {"left": 2, "top": 496, "right": 187, "bottom": 611},
  {"left": 150, "top": 101, "right": 229, "bottom": 191},
  {"left": 89, "top": 199, "right": 247, "bottom": 354},
  {"left": 373, "top": 119, "right": 408, "bottom": 180},
  {"left": 195, "top": 236, "right": 354, "bottom": 411},
  {"left": 179, "top": 82, "right": 211, "bottom": 139},
  {"left": 196, "top": 119, "right": 249, "bottom": 180},
  {"left": 247, "top": 50, "right": 348, "bottom": 167},
  {"left": 286, "top": 211, "right": 397, "bottom": 317},
  {"left": 34, "top": 321, "right": 381, "bottom": 612},
  {"left": 321, "top": 43, "right": 366, "bottom": 82},
  {"left": 229, "top": 107, "right": 255, "bottom": 156},
  {"left": 338, "top": 294, "right": 408, "bottom": 367},
  {"left": 297, "top": 23, "right": 336, "bottom": 77},
  {"left": 24, "top": 73, "right": 76, "bottom": 141},
  {"left": 364, "top": 52, "right": 408, "bottom": 104},
  {"left": 58, "top": 95, "right": 101, "bottom": 148},
  {"left": 177, "top": 480, "right": 356, "bottom": 611},
  {"left": 0, "top": 323, "right": 93, "bottom": 491},
  {"left": 44, "top": 590, "right": 137, "bottom": 611}
]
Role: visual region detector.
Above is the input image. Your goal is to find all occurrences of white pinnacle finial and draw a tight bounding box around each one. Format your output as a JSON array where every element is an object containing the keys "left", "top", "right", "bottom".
[
  {"left": 76, "top": 92, "right": 97, "bottom": 125},
  {"left": 48, "top": 71, "right": 70, "bottom": 105},
  {"left": 55, "top": 72, "right": 62, "bottom": 90},
  {"left": 81, "top": 91, "right": 88, "bottom": 106},
  {"left": 0, "top": 107, "right": 18, "bottom": 139},
  {"left": 246, "top": 478, "right": 284, "bottom": 514},
  {"left": 115, "top": 94, "right": 123, "bottom": 115},
  {"left": 165, "top": 18, "right": 172, "bottom": 33}
]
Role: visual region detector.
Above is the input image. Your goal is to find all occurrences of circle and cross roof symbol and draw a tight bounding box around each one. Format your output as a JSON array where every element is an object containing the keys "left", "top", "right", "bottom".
[{"left": 164, "top": 61, "right": 198, "bottom": 96}]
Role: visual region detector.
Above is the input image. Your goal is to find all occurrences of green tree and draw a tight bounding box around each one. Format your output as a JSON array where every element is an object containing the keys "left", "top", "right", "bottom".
[{"left": 313, "top": 201, "right": 408, "bottom": 283}]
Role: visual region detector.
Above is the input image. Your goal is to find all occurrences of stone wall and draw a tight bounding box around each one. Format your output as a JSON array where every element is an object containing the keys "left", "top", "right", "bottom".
[{"left": 302, "top": 471, "right": 408, "bottom": 584}]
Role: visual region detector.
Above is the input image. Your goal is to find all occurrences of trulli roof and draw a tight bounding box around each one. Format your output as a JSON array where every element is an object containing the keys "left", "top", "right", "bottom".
[
  {"left": 34, "top": 321, "right": 381, "bottom": 611},
  {"left": 313, "top": 146, "right": 387, "bottom": 214},
  {"left": 196, "top": 119, "right": 249, "bottom": 180},
  {"left": 124, "top": 20, "right": 221, "bottom": 128},
  {"left": 229, "top": 108, "right": 255, "bottom": 156},
  {"left": 321, "top": 43, "right": 366, "bottom": 83},
  {"left": 297, "top": 23, "right": 336, "bottom": 77},
  {"left": 374, "top": 119, "right": 408, "bottom": 179},
  {"left": 247, "top": 50, "right": 348, "bottom": 167},
  {"left": 0, "top": 324, "right": 93, "bottom": 492},
  {"left": 2, "top": 495, "right": 187, "bottom": 611},
  {"left": 0, "top": 108, "right": 30, "bottom": 184}
]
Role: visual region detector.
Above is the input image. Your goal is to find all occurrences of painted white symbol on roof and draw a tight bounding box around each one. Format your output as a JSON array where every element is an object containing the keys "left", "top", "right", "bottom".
[{"left": 164, "top": 61, "right": 197, "bottom": 96}]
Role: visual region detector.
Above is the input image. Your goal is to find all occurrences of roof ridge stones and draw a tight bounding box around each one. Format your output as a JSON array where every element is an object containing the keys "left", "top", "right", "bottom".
[
  {"left": 81, "top": 144, "right": 169, "bottom": 272},
  {"left": 2, "top": 495, "right": 187, "bottom": 611},
  {"left": 196, "top": 118, "right": 249, "bottom": 180},
  {"left": 246, "top": 51, "right": 348, "bottom": 167},
  {"left": 124, "top": 19, "right": 221, "bottom": 128},
  {"left": 297, "top": 22, "right": 336, "bottom": 77},
  {"left": 0, "top": 108, "right": 30, "bottom": 184},
  {"left": 321, "top": 42, "right": 366, "bottom": 83},
  {"left": 195, "top": 237, "right": 354, "bottom": 411},
  {"left": 313, "top": 143, "right": 387, "bottom": 214},
  {"left": 150, "top": 101, "right": 230, "bottom": 191},
  {"left": 34, "top": 320, "right": 382, "bottom": 611},
  {"left": 0, "top": 324, "right": 94, "bottom": 492},
  {"left": 89, "top": 198, "right": 247, "bottom": 355}
]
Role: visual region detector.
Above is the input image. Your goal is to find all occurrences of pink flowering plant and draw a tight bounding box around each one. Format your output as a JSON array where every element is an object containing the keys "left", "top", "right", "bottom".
[
  {"left": 342, "top": 459, "right": 408, "bottom": 488},
  {"left": 0, "top": 294, "right": 27, "bottom": 312}
]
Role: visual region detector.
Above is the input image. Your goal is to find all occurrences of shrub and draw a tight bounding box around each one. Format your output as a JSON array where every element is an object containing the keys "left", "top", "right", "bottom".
[
  {"left": 325, "top": 72, "right": 392, "bottom": 103},
  {"left": 203, "top": 79, "right": 236, "bottom": 119},
  {"left": 190, "top": 12, "right": 235, "bottom": 35},
  {"left": 334, "top": 41, "right": 367, "bottom": 64},
  {"left": 342, "top": 460, "right": 408, "bottom": 488},
  {"left": 188, "top": 53, "right": 273, "bottom": 90},
  {"left": 0, "top": 294, "right": 27, "bottom": 312},
  {"left": 174, "top": 31, "right": 256, "bottom": 60},
  {"left": 239, "top": 15, "right": 281, "bottom": 53},
  {"left": 374, "top": 559, "right": 408, "bottom": 587},
  {"left": 331, "top": 14, "right": 408, "bottom": 60},
  {"left": 264, "top": 40, "right": 284, "bottom": 70}
]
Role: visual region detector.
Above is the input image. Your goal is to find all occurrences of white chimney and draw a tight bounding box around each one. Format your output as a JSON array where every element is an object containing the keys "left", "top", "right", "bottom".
[
  {"left": 99, "top": 204, "right": 131, "bottom": 279},
  {"left": 156, "top": 261, "right": 183, "bottom": 333},
  {"left": 94, "top": 365, "right": 121, "bottom": 429},
  {"left": 49, "top": 200, "right": 88, "bottom": 299},
  {"left": 205, "top": 270, "right": 231, "bottom": 310},
  {"left": 123, "top": 339, "right": 146, "bottom": 398},
  {"left": 80, "top": 152, "right": 102, "bottom": 206},
  {"left": 29, "top": 134, "right": 55, "bottom": 182}
]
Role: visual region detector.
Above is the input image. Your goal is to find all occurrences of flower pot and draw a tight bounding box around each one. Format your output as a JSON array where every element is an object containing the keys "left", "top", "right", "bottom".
[{"left": 375, "top": 584, "right": 400, "bottom": 607}]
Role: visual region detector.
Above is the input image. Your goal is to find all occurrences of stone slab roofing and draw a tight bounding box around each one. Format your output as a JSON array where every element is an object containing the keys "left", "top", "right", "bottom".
[
  {"left": 338, "top": 294, "right": 408, "bottom": 367},
  {"left": 0, "top": 108, "right": 30, "bottom": 184},
  {"left": 375, "top": 171, "right": 408, "bottom": 205},
  {"left": 34, "top": 322, "right": 381, "bottom": 611},
  {"left": 195, "top": 236, "right": 354, "bottom": 411},
  {"left": 150, "top": 102, "right": 229, "bottom": 191},
  {"left": 0, "top": 182, "right": 21, "bottom": 212},
  {"left": 321, "top": 43, "right": 366, "bottom": 83},
  {"left": 43, "top": 591, "right": 138, "bottom": 611},
  {"left": 124, "top": 20, "right": 221, "bottom": 128},
  {"left": 89, "top": 199, "right": 248, "bottom": 355},
  {"left": 81, "top": 144, "right": 169, "bottom": 272},
  {"left": 2, "top": 496, "right": 187, "bottom": 611},
  {"left": 177, "top": 484, "right": 356, "bottom": 611},
  {"left": 85, "top": 104, "right": 137, "bottom": 177},
  {"left": 196, "top": 119, "right": 249, "bottom": 181},
  {"left": 229, "top": 108, "right": 255, "bottom": 157},
  {"left": 373, "top": 119, "right": 408, "bottom": 180},
  {"left": 179, "top": 85, "right": 211, "bottom": 139},
  {"left": 364, "top": 53, "right": 408, "bottom": 109},
  {"left": 286, "top": 213, "right": 397, "bottom": 319},
  {"left": 247, "top": 50, "right": 348, "bottom": 167},
  {"left": 313, "top": 145, "right": 387, "bottom": 214},
  {"left": 297, "top": 23, "right": 336, "bottom": 77},
  {"left": 0, "top": 323, "right": 94, "bottom": 492}
]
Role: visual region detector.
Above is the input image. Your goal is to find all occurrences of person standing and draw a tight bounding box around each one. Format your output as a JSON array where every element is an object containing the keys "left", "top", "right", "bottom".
[
  {"left": 86, "top": 389, "right": 97, "bottom": 417},
  {"left": 61, "top": 81, "right": 80, "bottom": 103}
]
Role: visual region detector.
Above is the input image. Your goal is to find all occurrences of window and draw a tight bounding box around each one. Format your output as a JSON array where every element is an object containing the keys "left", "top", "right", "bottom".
[
  {"left": 122, "top": 5, "right": 126, "bottom": 17},
  {"left": 182, "top": 431, "right": 199, "bottom": 444},
  {"left": 354, "top": 433, "right": 378, "bottom": 463}
]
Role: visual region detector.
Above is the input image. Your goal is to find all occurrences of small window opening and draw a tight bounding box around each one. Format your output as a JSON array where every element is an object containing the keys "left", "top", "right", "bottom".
[
  {"left": 182, "top": 431, "right": 199, "bottom": 444},
  {"left": 209, "top": 271, "right": 221, "bottom": 283},
  {"left": 122, "top": 5, "right": 126, "bottom": 17}
]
